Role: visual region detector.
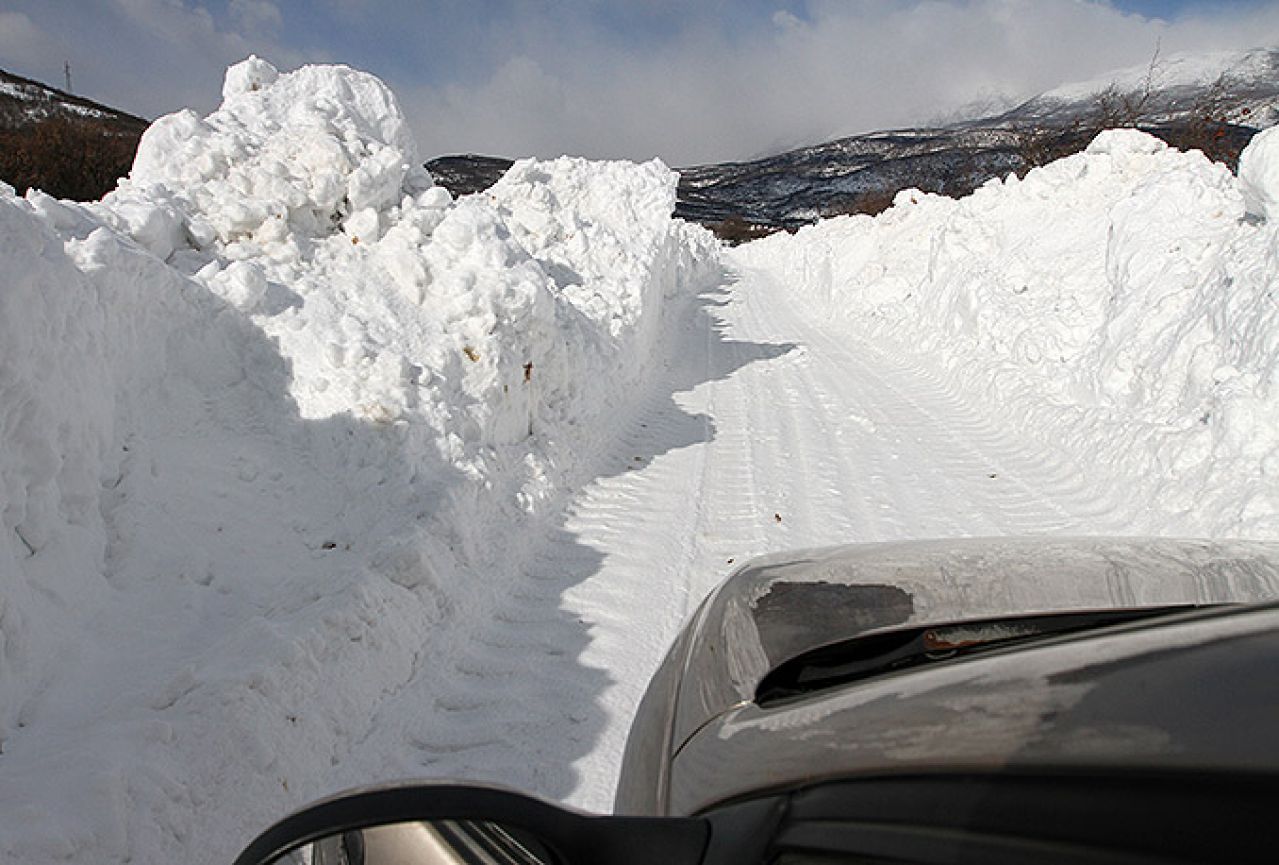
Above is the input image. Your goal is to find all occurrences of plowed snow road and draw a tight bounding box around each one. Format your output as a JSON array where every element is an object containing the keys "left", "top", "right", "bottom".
[{"left": 335, "top": 263, "right": 1139, "bottom": 812}]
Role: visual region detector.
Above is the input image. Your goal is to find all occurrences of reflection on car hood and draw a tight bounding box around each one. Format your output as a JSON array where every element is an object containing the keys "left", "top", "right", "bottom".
[
  {"left": 670, "top": 601, "right": 1279, "bottom": 815},
  {"left": 668, "top": 537, "right": 1279, "bottom": 754}
]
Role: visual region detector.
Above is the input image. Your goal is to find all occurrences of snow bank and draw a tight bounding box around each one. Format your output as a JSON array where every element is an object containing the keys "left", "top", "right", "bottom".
[
  {"left": 0, "top": 58, "right": 717, "bottom": 864},
  {"left": 1238, "top": 124, "right": 1279, "bottom": 219},
  {"left": 734, "top": 128, "right": 1279, "bottom": 537},
  {"left": 124, "top": 55, "right": 426, "bottom": 250}
]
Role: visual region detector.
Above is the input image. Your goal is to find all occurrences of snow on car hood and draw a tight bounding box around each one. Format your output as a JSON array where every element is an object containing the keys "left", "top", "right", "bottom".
[
  {"left": 669, "top": 601, "right": 1279, "bottom": 815},
  {"left": 668, "top": 537, "right": 1279, "bottom": 751}
]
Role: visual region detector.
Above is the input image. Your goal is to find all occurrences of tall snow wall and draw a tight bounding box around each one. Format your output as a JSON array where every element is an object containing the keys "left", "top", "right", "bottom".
[
  {"left": 0, "top": 57, "right": 717, "bottom": 864},
  {"left": 734, "top": 128, "right": 1279, "bottom": 537}
]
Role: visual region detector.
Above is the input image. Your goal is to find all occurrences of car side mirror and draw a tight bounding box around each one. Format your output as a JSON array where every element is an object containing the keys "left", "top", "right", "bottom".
[{"left": 232, "top": 782, "right": 709, "bottom": 865}]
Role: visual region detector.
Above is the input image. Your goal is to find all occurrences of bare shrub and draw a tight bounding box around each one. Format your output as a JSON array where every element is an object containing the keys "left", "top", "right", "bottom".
[
  {"left": 708, "top": 215, "right": 783, "bottom": 245},
  {"left": 1014, "top": 43, "right": 1164, "bottom": 174},
  {"left": 1167, "top": 72, "right": 1255, "bottom": 169}
]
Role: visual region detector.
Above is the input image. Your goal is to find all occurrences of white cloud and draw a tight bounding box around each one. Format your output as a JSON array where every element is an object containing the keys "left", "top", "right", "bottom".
[
  {"left": 0, "top": 11, "right": 65, "bottom": 73},
  {"left": 5, "top": 0, "right": 1278, "bottom": 164},
  {"left": 230, "top": 0, "right": 284, "bottom": 34},
  {"left": 58, "top": 0, "right": 308, "bottom": 118},
  {"left": 400, "top": 0, "right": 1279, "bottom": 164},
  {"left": 772, "top": 9, "right": 804, "bottom": 31}
]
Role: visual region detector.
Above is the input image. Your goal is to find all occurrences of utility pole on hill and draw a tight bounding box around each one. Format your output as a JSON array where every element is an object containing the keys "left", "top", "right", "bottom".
[{"left": 64, "top": 61, "right": 72, "bottom": 94}]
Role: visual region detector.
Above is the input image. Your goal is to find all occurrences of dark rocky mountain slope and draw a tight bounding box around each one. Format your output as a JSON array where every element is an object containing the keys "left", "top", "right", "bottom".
[
  {"left": 0, "top": 69, "right": 148, "bottom": 200},
  {"left": 4, "top": 48, "right": 1275, "bottom": 229},
  {"left": 428, "top": 49, "right": 1279, "bottom": 242}
]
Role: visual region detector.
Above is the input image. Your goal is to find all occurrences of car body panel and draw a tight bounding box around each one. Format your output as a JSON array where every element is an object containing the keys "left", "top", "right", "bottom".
[
  {"left": 615, "top": 537, "right": 1279, "bottom": 815},
  {"left": 669, "top": 602, "right": 1279, "bottom": 815}
]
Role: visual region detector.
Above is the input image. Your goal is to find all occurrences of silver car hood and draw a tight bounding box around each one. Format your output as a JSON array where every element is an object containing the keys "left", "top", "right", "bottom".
[
  {"left": 680, "top": 537, "right": 1279, "bottom": 759},
  {"left": 616, "top": 537, "right": 1279, "bottom": 815},
  {"left": 669, "top": 600, "right": 1279, "bottom": 815}
]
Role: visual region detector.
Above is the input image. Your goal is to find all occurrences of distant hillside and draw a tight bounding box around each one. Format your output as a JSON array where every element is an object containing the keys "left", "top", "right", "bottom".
[
  {"left": 0, "top": 69, "right": 148, "bottom": 200},
  {"left": 428, "top": 48, "right": 1279, "bottom": 243},
  {"left": 425, "top": 154, "right": 515, "bottom": 197},
  {"left": 8, "top": 47, "right": 1273, "bottom": 221},
  {"left": 677, "top": 48, "right": 1279, "bottom": 240}
]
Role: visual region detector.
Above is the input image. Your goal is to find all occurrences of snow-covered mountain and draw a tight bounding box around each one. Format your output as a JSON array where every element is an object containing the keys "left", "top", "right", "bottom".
[
  {"left": 423, "top": 49, "right": 1279, "bottom": 239},
  {"left": 0, "top": 69, "right": 146, "bottom": 129},
  {"left": 677, "top": 47, "right": 1279, "bottom": 233},
  {"left": 1020, "top": 47, "right": 1279, "bottom": 125}
]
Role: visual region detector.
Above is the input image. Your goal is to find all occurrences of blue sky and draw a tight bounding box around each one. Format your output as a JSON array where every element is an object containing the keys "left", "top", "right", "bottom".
[
  {"left": 1118, "top": 0, "right": 1264, "bottom": 16},
  {"left": 2, "top": 1, "right": 1277, "bottom": 163}
]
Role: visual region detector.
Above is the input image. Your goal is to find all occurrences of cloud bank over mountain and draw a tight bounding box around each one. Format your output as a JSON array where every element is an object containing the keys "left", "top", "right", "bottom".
[{"left": 4, "top": 1, "right": 1279, "bottom": 163}]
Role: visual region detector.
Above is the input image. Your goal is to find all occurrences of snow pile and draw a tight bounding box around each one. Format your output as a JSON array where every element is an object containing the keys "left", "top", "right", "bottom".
[
  {"left": 123, "top": 55, "right": 423, "bottom": 252},
  {"left": 735, "top": 127, "right": 1279, "bottom": 537},
  {"left": 0, "top": 58, "right": 716, "bottom": 864},
  {"left": 1238, "top": 125, "right": 1279, "bottom": 219}
]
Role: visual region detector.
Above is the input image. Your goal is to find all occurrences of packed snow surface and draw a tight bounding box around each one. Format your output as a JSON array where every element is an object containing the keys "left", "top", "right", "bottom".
[
  {"left": 735, "top": 127, "right": 1279, "bottom": 538},
  {"left": 2, "top": 57, "right": 1278, "bottom": 865}
]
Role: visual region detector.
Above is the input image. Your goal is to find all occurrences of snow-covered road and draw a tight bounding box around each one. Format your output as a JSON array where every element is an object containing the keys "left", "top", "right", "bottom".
[{"left": 329, "top": 260, "right": 1144, "bottom": 814}]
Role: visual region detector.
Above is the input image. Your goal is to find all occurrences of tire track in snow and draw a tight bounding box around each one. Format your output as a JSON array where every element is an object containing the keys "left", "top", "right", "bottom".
[
  {"left": 732, "top": 274, "right": 1136, "bottom": 539},
  {"left": 321, "top": 288, "right": 737, "bottom": 807},
  {"left": 551, "top": 264, "right": 1140, "bottom": 808}
]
